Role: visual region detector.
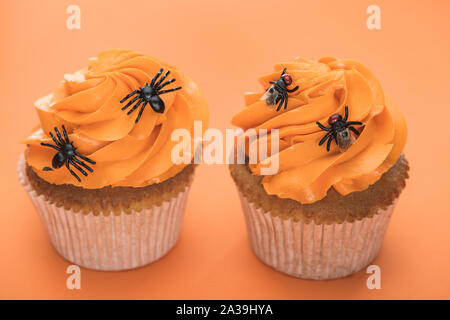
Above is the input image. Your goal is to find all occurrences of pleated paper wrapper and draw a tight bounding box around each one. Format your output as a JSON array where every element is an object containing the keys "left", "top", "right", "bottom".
[
  {"left": 18, "top": 155, "right": 190, "bottom": 271},
  {"left": 238, "top": 192, "right": 395, "bottom": 280}
]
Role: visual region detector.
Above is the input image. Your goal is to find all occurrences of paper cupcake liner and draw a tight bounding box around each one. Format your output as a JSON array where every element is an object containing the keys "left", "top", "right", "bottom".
[
  {"left": 18, "top": 155, "right": 190, "bottom": 271},
  {"left": 238, "top": 192, "right": 395, "bottom": 280}
]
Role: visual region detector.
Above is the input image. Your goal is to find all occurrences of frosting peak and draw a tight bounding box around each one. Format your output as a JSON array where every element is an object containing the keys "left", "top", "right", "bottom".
[
  {"left": 23, "top": 49, "right": 209, "bottom": 189},
  {"left": 231, "top": 57, "right": 406, "bottom": 204}
]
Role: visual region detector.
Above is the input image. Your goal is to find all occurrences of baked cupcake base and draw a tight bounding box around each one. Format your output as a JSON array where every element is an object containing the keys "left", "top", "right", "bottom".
[
  {"left": 239, "top": 192, "right": 395, "bottom": 279},
  {"left": 230, "top": 155, "right": 409, "bottom": 279},
  {"left": 18, "top": 155, "right": 193, "bottom": 271}
]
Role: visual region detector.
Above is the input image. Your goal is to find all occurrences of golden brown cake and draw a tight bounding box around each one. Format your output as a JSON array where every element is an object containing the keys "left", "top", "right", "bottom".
[
  {"left": 229, "top": 57, "right": 408, "bottom": 279},
  {"left": 230, "top": 155, "right": 408, "bottom": 225},
  {"left": 25, "top": 163, "right": 195, "bottom": 215}
]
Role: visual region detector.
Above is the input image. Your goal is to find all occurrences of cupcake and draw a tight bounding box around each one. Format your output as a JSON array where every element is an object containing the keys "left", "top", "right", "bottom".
[
  {"left": 18, "top": 49, "right": 209, "bottom": 271},
  {"left": 230, "top": 57, "right": 408, "bottom": 280}
]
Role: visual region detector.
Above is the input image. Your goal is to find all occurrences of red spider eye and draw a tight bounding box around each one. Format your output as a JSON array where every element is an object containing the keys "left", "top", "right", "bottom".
[
  {"left": 328, "top": 113, "right": 342, "bottom": 125},
  {"left": 281, "top": 74, "right": 292, "bottom": 85}
]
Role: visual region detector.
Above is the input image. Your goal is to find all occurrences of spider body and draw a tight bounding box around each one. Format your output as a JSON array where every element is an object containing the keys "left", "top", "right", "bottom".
[
  {"left": 261, "top": 68, "right": 299, "bottom": 111},
  {"left": 40, "top": 126, "right": 96, "bottom": 182},
  {"left": 52, "top": 150, "right": 68, "bottom": 168},
  {"left": 120, "top": 68, "right": 182, "bottom": 123},
  {"left": 316, "top": 106, "right": 363, "bottom": 152}
]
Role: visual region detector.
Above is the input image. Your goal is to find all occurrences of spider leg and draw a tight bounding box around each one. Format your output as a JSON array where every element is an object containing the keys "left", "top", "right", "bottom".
[
  {"left": 74, "top": 151, "right": 96, "bottom": 165},
  {"left": 286, "top": 85, "right": 299, "bottom": 93},
  {"left": 157, "top": 78, "right": 176, "bottom": 90},
  {"left": 316, "top": 121, "right": 332, "bottom": 131},
  {"left": 121, "top": 95, "right": 140, "bottom": 111},
  {"left": 54, "top": 127, "right": 66, "bottom": 145},
  {"left": 66, "top": 160, "right": 81, "bottom": 182},
  {"left": 72, "top": 157, "right": 93, "bottom": 172},
  {"left": 40, "top": 143, "right": 61, "bottom": 151},
  {"left": 120, "top": 89, "right": 139, "bottom": 103},
  {"left": 348, "top": 126, "right": 361, "bottom": 136},
  {"left": 326, "top": 135, "right": 334, "bottom": 152},
  {"left": 49, "top": 132, "right": 62, "bottom": 147},
  {"left": 345, "top": 121, "right": 363, "bottom": 126},
  {"left": 135, "top": 101, "right": 148, "bottom": 124},
  {"left": 69, "top": 158, "right": 88, "bottom": 176},
  {"left": 283, "top": 93, "right": 288, "bottom": 110},
  {"left": 158, "top": 87, "right": 182, "bottom": 95},
  {"left": 281, "top": 68, "right": 287, "bottom": 75},
  {"left": 319, "top": 131, "right": 333, "bottom": 146},
  {"left": 343, "top": 106, "right": 349, "bottom": 122},
  {"left": 269, "top": 81, "right": 276, "bottom": 84},
  {"left": 62, "top": 125, "right": 70, "bottom": 144},
  {"left": 150, "top": 68, "right": 163, "bottom": 86},
  {"left": 277, "top": 96, "right": 286, "bottom": 111},
  {"left": 127, "top": 99, "right": 144, "bottom": 115},
  {"left": 154, "top": 70, "right": 170, "bottom": 88}
]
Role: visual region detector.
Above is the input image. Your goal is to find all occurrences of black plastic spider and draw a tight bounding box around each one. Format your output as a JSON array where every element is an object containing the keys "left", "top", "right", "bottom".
[
  {"left": 316, "top": 106, "right": 363, "bottom": 152},
  {"left": 261, "top": 68, "right": 299, "bottom": 111},
  {"left": 40, "top": 125, "right": 96, "bottom": 182},
  {"left": 120, "top": 68, "right": 182, "bottom": 123}
]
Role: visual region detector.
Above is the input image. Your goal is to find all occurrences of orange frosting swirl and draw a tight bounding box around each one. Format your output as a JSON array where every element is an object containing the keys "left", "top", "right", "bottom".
[
  {"left": 23, "top": 49, "right": 209, "bottom": 188},
  {"left": 231, "top": 57, "right": 407, "bottom": 204}
]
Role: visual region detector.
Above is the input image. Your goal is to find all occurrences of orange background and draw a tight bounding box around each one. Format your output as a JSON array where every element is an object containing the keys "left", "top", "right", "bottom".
[{"left": 1, "top": 0, "right": 449, "bottom": 299}]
